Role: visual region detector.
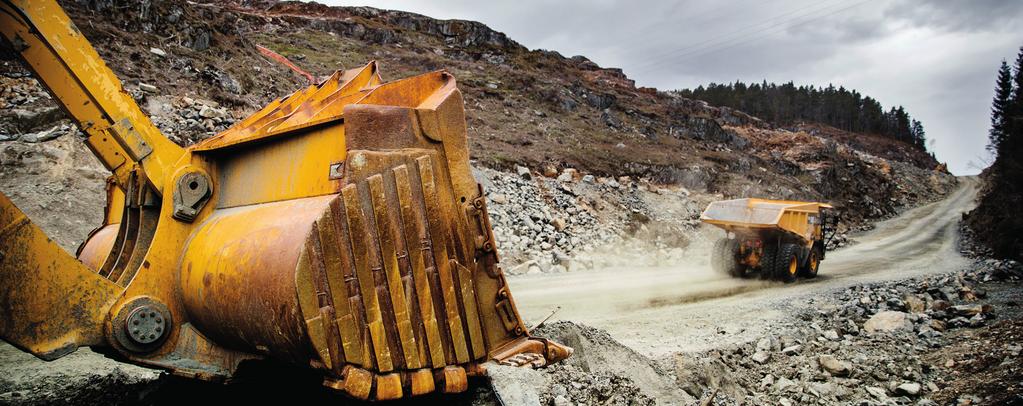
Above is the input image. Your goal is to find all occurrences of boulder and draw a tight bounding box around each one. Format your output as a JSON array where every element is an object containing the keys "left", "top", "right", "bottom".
[
  {"left": 487, "top": 364, "right": 543, "bottom": 406},
  {"left": 515, "top": 165, "right": 532, "bottom": 180},
  {"left": 818, "top": 355, "right": 851, "bottom": 376},
  {"left": 951, "top": 304, "right": 983, "bottom": 317},
  {"left": 863, "top": 311, "right": 912, "bottom": 333},
  {"left": 895, "top": 382, "right": 921, "bottom": 396},
  {"left": 865, "top": 386, "right": 888, "bottom": 400},
  {"left": 19, "top": 125, "right": 64, "bottom": 143},
  {"left": 490, "top": 193, "right": 508, "bottom": 205},
  {"left": 557, "top": 168, "right": 577, "bottom": 182},
  {"left": 903, "top": 294, "right": 926, "bottom": 313},
  {"left": 930, "top": 300, "right": 951, "bottom": 311},
  {"left": 774, "top": 376, "right": 796, "bottom": 392}
]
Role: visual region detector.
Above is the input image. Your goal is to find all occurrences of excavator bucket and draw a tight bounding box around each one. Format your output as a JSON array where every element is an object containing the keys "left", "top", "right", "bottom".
[{"left": 0, "top": 0, "right": 570, "bottom": 400}]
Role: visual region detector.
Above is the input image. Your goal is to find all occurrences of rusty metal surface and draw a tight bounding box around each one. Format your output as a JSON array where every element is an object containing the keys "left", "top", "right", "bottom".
[
  {"left": 256, "top": 44, "right": 316, "bottom": 84},
  {"left": 0, "top": 0, "right": 183, "bottom": 194},
  {"left": 77, "top": 223, "right": 118, "bottom": 271},
  {"left": 0, "top": 0, "right": 571, "bottom": 399},
  {"left": 180, "top": 195, "right": 333, "bottom": 364},
  {"left": 0, "top": 193, "right": 123, "bottom": 360}
]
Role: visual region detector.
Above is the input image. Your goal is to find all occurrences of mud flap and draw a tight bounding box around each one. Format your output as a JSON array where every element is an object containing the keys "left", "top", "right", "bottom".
[{"left": 0, "top": 192, "right": 123, "bottom": 360}]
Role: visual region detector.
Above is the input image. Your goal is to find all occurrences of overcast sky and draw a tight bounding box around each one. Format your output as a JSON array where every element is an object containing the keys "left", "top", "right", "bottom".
[{"left": 325, "top": 0, "right": 1022, "bottom": 175}]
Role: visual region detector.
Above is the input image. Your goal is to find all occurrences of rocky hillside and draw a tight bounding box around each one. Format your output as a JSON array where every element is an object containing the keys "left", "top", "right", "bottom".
[{"left": 0, "top": 0, "right": 955, "bottom": 268}]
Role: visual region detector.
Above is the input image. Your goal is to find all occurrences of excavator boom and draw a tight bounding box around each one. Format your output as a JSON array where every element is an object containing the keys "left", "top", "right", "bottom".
[{"left": 0, "top": 0, "right": 569, "bottom": 400}]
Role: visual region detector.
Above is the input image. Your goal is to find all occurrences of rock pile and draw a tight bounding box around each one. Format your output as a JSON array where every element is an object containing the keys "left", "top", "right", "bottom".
[
  {"left": 1, "top": 75, "right": 238, "bottom": 148},
  {"left": 526, "top": 321, "right": 692, "bottom": 406},
  {"left": 676, "top": 259, "right": 1021, "bottom": 405},
  {"left": 475, "top": 165, "right": 702, "bottom": 275},
  {"left": 149, "top": 97, "right": 237, "bottom": 146}
]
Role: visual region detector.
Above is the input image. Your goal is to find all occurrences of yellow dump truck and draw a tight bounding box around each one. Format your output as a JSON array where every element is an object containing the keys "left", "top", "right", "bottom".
[
  {"left": 701, "top": 198, "right": 835, "bottom": 282},
  {"left": 0, "top": 0, "right": 568, "bottom": 400}
]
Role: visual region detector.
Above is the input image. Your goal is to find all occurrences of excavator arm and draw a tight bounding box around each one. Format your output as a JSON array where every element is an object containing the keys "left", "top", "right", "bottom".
[
  {"left": 0, "top": 0, "right": 183, "bottom": 194},
  {"left": 0, "top": 0, "right": 569, "bottom": 400}
]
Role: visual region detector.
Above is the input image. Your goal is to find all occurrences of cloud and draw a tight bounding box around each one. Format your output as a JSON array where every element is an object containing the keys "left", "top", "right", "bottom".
[
  {"left": 885, "top": 0, "right": 1023, "bottom": 32},
  {"left": 322, "top": 0, "right": 1023, "bottom": 174}
]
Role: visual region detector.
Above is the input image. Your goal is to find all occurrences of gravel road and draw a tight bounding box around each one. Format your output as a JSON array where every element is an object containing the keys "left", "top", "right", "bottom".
[
  {"left": 509, "top": 177, "right": 978, "bottom": 357},
  {"left": 0, "top": 178, "right": 981, "bottom": 405}
]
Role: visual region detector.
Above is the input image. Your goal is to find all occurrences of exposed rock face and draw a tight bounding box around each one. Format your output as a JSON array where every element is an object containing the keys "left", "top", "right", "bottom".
[{"left": 0, "top": 0, "right": 958, "bottom": 281}]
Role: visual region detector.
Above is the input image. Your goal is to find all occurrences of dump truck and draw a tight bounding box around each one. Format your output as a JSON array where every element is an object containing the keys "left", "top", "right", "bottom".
[
  {"left": 0, "top": 0, "right": 570, "bottom": 400},
  {"left": 701, "top": 198, "right": 835, "bottom": 282}
]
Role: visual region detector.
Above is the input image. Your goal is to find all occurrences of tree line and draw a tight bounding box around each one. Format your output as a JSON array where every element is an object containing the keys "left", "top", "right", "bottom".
[
  {"left": 989, "top": 49, "right": 1023, "bottom": 161},
  {"left": 967, "top": 45, "right": 1023, "bottom": 260},
  {"left": 676, "top": 81, "right": 927, "bottom": 150}
]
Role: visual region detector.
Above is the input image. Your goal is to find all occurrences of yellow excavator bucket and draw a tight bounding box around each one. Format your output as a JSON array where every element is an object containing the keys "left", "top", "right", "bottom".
[{"left": 0, "top": 0, "right": 570, "bottom": 400}]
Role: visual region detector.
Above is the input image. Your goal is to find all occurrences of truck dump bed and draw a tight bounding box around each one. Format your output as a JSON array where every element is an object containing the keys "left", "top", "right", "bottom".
[{"left": 701, "top": 198, "right": 832, "bottom": 243}]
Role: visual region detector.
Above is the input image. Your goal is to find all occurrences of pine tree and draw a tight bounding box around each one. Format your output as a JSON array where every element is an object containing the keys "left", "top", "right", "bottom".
[
  {"left": 989, "top": 60, "right": 1014, "bottom": 155},
  {"left": 911, "top": 119, "right": 925, "bottom": 149},
  {"left": 1007, "top": 47, "right": 1023, "bottom": 155}
]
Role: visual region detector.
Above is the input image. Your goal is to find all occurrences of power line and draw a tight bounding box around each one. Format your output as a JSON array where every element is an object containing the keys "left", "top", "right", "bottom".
[
  {"left": 633, "top": 0, "right": 872, "bottom": 74},
  {"left": 627, "top": 0, "right": 768, "bottom": 45},
  {"left": 634, "top": 0, "right": 848, "bottom": 68}
]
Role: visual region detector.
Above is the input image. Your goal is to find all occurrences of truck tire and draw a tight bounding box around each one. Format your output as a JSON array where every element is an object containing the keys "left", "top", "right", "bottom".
[
  {"left": 799, "top": 246, "right": 821, "bottom": 278},
  {"left": 774, "top": 243, "right": 800, "bottom": 283},
  {"left": 712, "top": 238, "right": 742, "bottom": 277},
  {"left": 760, "top": 241, "right": 778, "bottom": 280}
]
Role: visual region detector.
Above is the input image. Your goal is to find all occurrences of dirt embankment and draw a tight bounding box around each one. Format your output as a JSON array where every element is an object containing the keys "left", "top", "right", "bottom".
[
  {"left": 3, "top": 0, "right": 954, "bottom": 228},
  {"left": 0, "top": 176, "right": 1005, "bottom": 406},
  {"left": 0, "top": 1, "right": 977, "bottom": 405}
]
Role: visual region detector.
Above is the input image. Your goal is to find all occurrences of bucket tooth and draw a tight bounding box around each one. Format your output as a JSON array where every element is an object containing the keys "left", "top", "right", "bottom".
[{"left": 1, "top": 0, "right": 570, "bottom": 398}]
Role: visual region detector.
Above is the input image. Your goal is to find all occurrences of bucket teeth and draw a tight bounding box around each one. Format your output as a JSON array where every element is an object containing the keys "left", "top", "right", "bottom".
[
  {"left": 295, "top": 148, "right": 572, "bottom": 398},
  {"left": 1, "top": 0, "right": 570, "bottom": 395}
]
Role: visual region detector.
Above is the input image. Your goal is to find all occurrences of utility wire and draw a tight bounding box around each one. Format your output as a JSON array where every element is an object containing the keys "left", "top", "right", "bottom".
[
  {"left": 635, "top": 0, "right": 848, "bottom": 66},
  {"left": 633, "top": 0, "right": 872, "bottom": 74},
  {"left": 663, "top": 0, "right": 873, "bottom": 64},
  {"left": 622, "top": 0, "right": 768, "bottom": 47}
]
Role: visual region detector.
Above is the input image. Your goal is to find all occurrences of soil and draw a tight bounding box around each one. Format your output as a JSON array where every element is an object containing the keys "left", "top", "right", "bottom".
[
  {"left": 921, "top": 286, "right": 1023, "bottom": 405},
  {"left": 509, "top": 179, "right": 978, "bottom": 356},
  {"left": 0, "top": 1, "right": 1009, "bottom": 404},
  {"left": 6, "top": 177, "right": 1021, "bottom": 406}
]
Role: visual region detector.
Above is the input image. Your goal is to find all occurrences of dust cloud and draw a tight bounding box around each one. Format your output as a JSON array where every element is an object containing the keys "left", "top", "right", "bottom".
[{"left": 509, "top": 223, "right": 783, "bottom": 326}]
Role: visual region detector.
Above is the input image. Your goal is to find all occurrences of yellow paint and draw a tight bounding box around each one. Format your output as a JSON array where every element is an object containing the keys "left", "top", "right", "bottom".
[
  {"left": 701, "top": 198, "right": 832, "bottom": 246},
  {"left": 0, "top": 193, "right": 122, "bottom": 360},
  {"left": 0, "top": 0, "right": 572, "bottom": 399},
  {"left": 0, "top": 0, "right": 183, "bottom": 194}
]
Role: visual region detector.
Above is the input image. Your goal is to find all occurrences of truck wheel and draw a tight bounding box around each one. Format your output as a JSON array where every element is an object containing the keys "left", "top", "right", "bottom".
[
  {"left": 760, "top": 242, "right": 778, "bottom": 280},
  {"left": 773, "top": 243, "right": 799, "bottom": 283},
  {"left": 800, "top": 248, "right": 820, "bottom": 278},
  {"left": 712, "top": 238, "right": 742, "bottom": 277}
]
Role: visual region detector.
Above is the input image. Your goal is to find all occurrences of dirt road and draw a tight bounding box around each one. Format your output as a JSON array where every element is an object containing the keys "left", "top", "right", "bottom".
[
  {"left": 509, "top": 177, "right": 978, "bottom": 357},
  {"left": 0, "top": 178, "right": 976, "bottom": 404}
]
